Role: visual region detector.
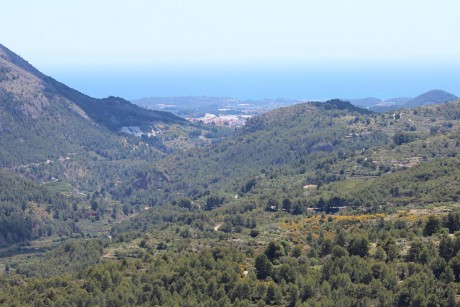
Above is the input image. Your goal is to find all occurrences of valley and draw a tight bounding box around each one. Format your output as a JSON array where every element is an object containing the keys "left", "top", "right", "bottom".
[{"left": 1, "top": 45, "right": 460, "bottom": 306}]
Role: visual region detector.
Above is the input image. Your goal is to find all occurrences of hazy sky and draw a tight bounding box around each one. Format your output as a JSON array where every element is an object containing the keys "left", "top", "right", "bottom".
[{"left": 2, "top": 0, "right": 460, "bottom": 99}]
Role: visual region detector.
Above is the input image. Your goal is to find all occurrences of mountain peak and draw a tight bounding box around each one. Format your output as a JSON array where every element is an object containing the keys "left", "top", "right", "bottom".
[
  {"left": 0, "top": 44, "right": 185, "bottom": 129},
  {"left": 404, "top": 89, "right": 458, "bottom": 108}
]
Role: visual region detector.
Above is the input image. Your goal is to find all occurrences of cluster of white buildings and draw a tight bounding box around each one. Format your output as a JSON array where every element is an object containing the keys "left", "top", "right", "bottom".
[{"left": 188, "top": 113, "right": 251, "bottom": 128}]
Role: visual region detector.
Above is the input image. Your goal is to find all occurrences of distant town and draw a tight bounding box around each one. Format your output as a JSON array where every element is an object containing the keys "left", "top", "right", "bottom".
[
  {"left": 187, "top": 113, "right": 251, "bottom": 128},
  {"left": 131, "top": 96, "right": 302, "bottom": 127},
  {"left": 131, "top": 90, "right": 459, "bottom": 127}
]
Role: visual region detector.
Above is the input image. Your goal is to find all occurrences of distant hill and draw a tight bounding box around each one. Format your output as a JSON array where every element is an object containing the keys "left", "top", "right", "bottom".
[
  {"left": 347, "top": 97, "right": 382, "bottom": 108},
  {"left": 347, "top": 97, "right": 411, "bottom": 112},
  {"left": 347, "top": 90, "right": 458, "bottom": 112},
  {"left": 402, "top": 89, "right": 458, "bottom": 108},
  {"left": 363, "top": 97, "right": 412, "bottom": 112},
  {"left": 384, "top": 97, "right": 412, "bottom": 104}
]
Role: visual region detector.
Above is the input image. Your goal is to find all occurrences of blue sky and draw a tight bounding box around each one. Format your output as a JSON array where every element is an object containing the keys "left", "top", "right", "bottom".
[{"left": 2, "top": 0, "right": 460, "bottom": 99}]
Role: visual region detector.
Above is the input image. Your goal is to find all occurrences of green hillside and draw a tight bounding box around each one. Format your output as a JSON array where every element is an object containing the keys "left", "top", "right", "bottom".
[
  {"left": 117, "top": 100, "right": 383, "bottom": 204},
  {"left": 310, "top": 156, "right": 460, "bottom": 211},
  {"left": 0, "top": 169, "right": 80, "bottom": 246},
  {"left": 119, "top": 99, "right": 460, "bottom": 210}
]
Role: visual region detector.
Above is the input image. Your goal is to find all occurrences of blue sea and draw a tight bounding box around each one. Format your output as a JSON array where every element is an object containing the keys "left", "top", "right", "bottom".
[{"left": 48, "top": 66, "right": 460, "bottom": 101}]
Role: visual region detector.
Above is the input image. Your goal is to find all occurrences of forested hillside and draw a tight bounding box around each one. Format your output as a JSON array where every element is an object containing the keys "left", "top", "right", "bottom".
[
  {"left": 119, "top": 99, "right": 460, "bottom": 211},
  {"left": 2, "top": 200, "right": 460, "bottom": 305},
  {"left": 0, "top": 169, "right": 80, "bottom": 245},
  {"left": 116, "top": 100, "right": 382, "bottom": 204}
]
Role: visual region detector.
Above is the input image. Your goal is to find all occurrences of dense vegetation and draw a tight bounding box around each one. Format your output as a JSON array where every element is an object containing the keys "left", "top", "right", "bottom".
[
  {"left": 0, "top": 169, "right": 79, "bottom": 245},
  {"left": 2, "top": 209, "right": 460, "bottom": 306},
  {"left": 308, "top": 156, "right": 460, "bottom": 212}
]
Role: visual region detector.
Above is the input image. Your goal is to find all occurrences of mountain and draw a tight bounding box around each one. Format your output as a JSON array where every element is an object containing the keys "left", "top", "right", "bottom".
[
  {"left": 403, "top": 90, "right": 458, "bottom": 108},
  {"left": 0, "top": 44, "right": 188, "bottom": 166},
  {"left": 0, "top": 44, "right": 228, "bottom": 169},
  {"left": 0, "top": 44, "right": 184, "bottom": 131}
]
